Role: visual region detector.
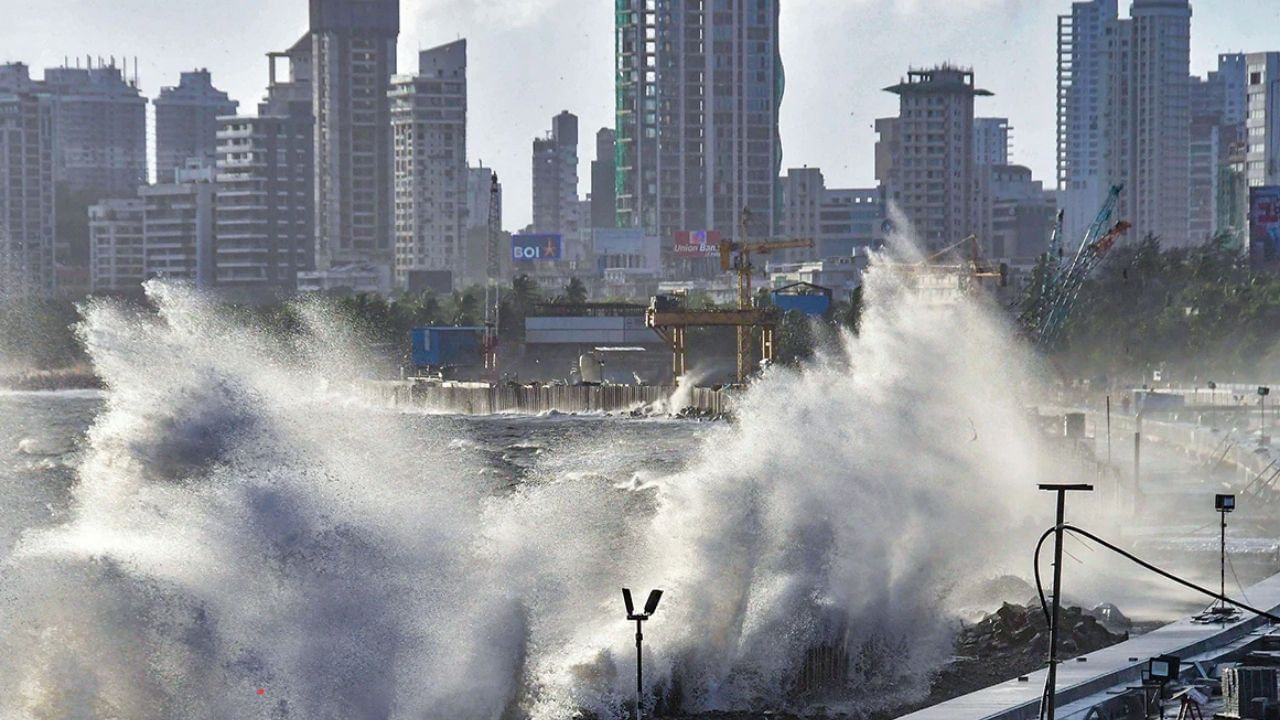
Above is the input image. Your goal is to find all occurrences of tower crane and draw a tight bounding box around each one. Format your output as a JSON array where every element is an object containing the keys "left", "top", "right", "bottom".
[
  {"left": 483, "top": 172, "right": 501, "bottom": 373},
  {"left": 645, "top": 209, "right": 814, "bottom": 385},
  {"left": 721, "top": 208, "right": 814, "bottom": 382}
]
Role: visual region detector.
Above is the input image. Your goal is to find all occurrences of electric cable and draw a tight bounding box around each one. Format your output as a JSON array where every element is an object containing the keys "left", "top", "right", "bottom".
[
  {"left": 1033, "top": 524, "right": 1280, "bottom": 624},
  {"left": 1032, "top": 523, "right": 1280, "bottom": 720}
]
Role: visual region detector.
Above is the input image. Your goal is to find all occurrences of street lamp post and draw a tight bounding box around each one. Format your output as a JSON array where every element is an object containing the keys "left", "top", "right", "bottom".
[
  {"left": 1038, "top": 483, "right": 1094, "bottom": 720},
  {"left": 622, "top": 588, "right": 663, "bottom": 720}
]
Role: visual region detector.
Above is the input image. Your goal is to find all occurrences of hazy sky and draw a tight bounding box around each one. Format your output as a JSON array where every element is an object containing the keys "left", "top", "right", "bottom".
[{"left": 3, "top": 0, "right": 1278, "bottom": 230}]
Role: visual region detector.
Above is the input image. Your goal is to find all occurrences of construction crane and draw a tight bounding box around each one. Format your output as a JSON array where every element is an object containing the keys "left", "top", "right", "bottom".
[
  {"left": 885, "top": 233, "right": 1007, "bottom": 302},
  {"left": 722, "top": 208, "right": 814, "bottom": 382},
  {"left": 483, "top": 172, "right": 501, "bottom": 373},
  {"left": 645, "top": 209, "right": 813, "bottom": 385},
  {"left": 1031, "top": 184, "right": 1131, "bottom": 347}
]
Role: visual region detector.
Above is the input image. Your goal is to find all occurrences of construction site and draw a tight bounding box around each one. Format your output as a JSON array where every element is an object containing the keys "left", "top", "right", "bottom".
[{"left": 384, "top": 170, "right": 1137, "bottom": 418}]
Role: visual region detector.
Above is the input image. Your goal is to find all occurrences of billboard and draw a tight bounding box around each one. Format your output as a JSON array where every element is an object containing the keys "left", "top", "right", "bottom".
[
  {"left": 512, "top": 234, "right": 563, "bottom": 262},
  {"left": 1251, "top": 186, "right": 1280, "bottom": 267},
  {"left": 673, "top": 230, "right": 722, "bottom": 258},
  {"left": 593, "top": 228, "right": 647, "bottom": 257}
]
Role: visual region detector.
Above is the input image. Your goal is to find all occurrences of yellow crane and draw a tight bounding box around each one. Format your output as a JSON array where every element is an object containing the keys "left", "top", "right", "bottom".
[
  {"left": 720, "top": 208, "right": 814, "bottom": 382},
  {"left": 646, "top": 209, "right": 815, "bottom": 384}
]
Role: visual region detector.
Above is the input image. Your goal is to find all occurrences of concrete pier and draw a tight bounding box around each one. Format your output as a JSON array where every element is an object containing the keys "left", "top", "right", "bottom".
[{"left": 898, "top": 571, "right": 1280, "bottom": 720}]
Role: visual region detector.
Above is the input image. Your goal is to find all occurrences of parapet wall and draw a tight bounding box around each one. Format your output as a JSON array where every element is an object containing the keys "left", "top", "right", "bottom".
[{"left": 364, "top": 381, "right": 733, "bottom": 417}]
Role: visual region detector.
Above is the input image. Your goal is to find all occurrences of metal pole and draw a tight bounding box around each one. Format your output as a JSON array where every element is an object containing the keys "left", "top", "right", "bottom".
[
  {"left": 1039, "top": 483, "right": 1092, "bottom": 720},
  {"left": 1106, "top": 395, "right": 1112, "bottom": 468},
  {"left": 1046, "top": 491, "right": 1067, "bottom": 720},
  {"left": 635, "top": 617, "right": 643, "bottom": 720}
]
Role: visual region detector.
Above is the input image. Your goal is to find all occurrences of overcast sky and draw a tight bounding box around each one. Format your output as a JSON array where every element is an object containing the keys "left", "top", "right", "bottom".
[{"left": 4, "top": 0, "right": 1278, "bottom": 230}]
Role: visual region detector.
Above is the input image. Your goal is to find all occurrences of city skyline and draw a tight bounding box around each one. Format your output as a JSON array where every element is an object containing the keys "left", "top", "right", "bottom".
[{"left": 5, "top": 0, "right": 1276, "bottom": 232}]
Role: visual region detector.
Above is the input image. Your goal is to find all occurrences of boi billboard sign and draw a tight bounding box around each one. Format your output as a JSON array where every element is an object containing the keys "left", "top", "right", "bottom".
[{"left": 512, "top": 234, "right": 563, "bottom": 262}]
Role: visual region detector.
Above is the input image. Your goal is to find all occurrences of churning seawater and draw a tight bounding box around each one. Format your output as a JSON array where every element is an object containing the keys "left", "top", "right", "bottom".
[{"left": 0, "top": 262, "right": 1061, "bottom": 719}]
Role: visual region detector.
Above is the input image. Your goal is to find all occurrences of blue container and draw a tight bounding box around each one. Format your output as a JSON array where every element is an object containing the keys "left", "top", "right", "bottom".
[
  {"left": 411, "top": 327, "right": 484, "bottom": 368},
  {"left": 772, "top": 292, "right": 831, "bottom": 317}
]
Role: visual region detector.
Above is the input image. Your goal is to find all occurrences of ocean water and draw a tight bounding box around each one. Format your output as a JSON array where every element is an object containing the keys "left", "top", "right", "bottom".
[{"left": 0, "top": 264, "right": 1065, "bottom": 719}]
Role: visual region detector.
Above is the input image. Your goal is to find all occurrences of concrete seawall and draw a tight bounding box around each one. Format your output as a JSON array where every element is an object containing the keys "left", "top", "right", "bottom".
[{"left": 365, "top": 381, "right": 734, "bottom": 417}]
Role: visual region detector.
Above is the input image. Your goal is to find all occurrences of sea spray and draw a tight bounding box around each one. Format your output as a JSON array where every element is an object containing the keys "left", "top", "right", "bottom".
[
  {"left": 0, "top": 282, "right": 528, "bottom": 719},
  {"left": 513, "top": 256, "right": 1047, "bottom": 717},
  {"left": 0, "top": 260, "right": 1062, "bottom": 719}
]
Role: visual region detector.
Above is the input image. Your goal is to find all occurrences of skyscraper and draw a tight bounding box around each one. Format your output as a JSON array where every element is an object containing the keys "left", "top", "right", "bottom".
[
  {"left": 879, "top": 66, "right": 992, "bottom": 249},
  {"left": 390, "top": 40, "right": 467, "bottom": 293},
  {"left": 615, "top": 0, "right": 784, "bottom": 250},
  {"left": 1112, "top": 0, "right": 1192, "bottom": 246},
  {"left": 211, "top": 39, "right": 315, "bottom": 298},
  {"left": 1245, "top": 52, "right": 1280, "bottom": 189},
  {"left": 0, "top": 61, "right": 147, "bottom": 279},
  {"left": 532, "top": 110, "right": 579, "bottom": 236},
  {"left": 1057, "top": 0, "right": 1193, "bottom": 247},
  {"left": 154, "top": 69, "right": 238, "bottom": 184},
  {"left": 1056, "top": 0, "right": 1118, "bottom": 246},
  {"left": 0, "top": 88, "right": 55, "bottom": 298},
  {"left": 37, "top": 63, "right": 148, "bottom": 199},
  {"left": 463, "top": 165, "right": 502, "bottom": 288},
  {"left": 590, "top": 128, "right": 616, "bottom": 230},
  {"left": 310, "top": 0, "right": 399, "bottom": 275}
]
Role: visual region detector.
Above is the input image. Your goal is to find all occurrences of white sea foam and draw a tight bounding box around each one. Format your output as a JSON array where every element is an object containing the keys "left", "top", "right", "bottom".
[{"left": 0, "top": 253, "right": 1061, "bottom": 718}]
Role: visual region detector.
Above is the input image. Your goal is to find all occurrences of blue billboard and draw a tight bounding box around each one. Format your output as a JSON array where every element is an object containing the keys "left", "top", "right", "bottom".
[{"left": 512, "top": 234, "right": 564, "bottom": 262}]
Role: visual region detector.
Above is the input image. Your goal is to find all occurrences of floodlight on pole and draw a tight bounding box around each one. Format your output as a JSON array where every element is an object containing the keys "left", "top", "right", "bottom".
[
  {"left": 622, "top": 588, "right": 663, "bottom": 720},
  {"left": 1213, "top": 494, "right": 1237, "bottom": 620}
]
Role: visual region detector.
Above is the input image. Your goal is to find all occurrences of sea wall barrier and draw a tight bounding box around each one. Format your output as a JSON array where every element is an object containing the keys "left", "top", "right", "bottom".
[{"left": 363, "top": 381, "right": 734, "bottom": 417}]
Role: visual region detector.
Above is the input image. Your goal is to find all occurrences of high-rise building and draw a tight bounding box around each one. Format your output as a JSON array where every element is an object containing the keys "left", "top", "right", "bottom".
[
  {"left": 154, "top": 69, "right": 238, "bottom": 184},
  {"left": 1188, "top": 112, "right": 1222, "bottom": 243},
  {"left": 210, "top": 41, "right": 315, "bottom": 298},
  {"left": 1245, "top": 52, "right": 1280, "bottom": 189},
  {"left": 879, "top": 66, "right": 992, "bottom": 249},
  {"left": 1056, "top": 0, "right": 1118, "bottom": 246},
  {"left": 590, "top": 128, "right": 616, "bottom": 229},
  {"left": 615, "top": 0, "right": 784, "bottom": 250},
  {"left": 311, "top": 0, "right": 399, "bottom": 275},
  {"left": 139, "top": 162, "right": 217, "bottom": 287},
  {"left": 975, "top": 164, "right": 1057, "bottom": 262},
  {"left": 0, "top": 61, "right": 146, "bottom": 278},
  {"left": 1058, "top": 0, "right": 1193, "bottom": 247},
  {"left": 1192, "top": 53, "right": 1246, "bottom": 125},
  {"left": 215, "top": 114, "right": 312, "bottom": 296},
  {"left": 88, "top": 198, "right": 145, "bottom": 293},
  {"left": 1187, "top": 53, "right": 1248, "bottom": 243},
  {"left": 462, "top": 165, "right": 501, "bottom": 288},
  {"left": 781, "top": 168, "right": 884, "bottom": 262},
  {"left": 532, "top": 111, "right": 579, "bottom": 236},
  {"left": 390, "top": 40, "right": 467, "bottom": 293},
  {"left": 0, "top": 88, "right": 55, "bottom": 298},
  {"left": 36, "top": 63, "right": 148, "bottom": 199},
  {"left": 1113, "top": 0, "right": 1193, "bottom": 246},
  {"left": 974, "top": 118, "right": 1011, "bottom": 167}
]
